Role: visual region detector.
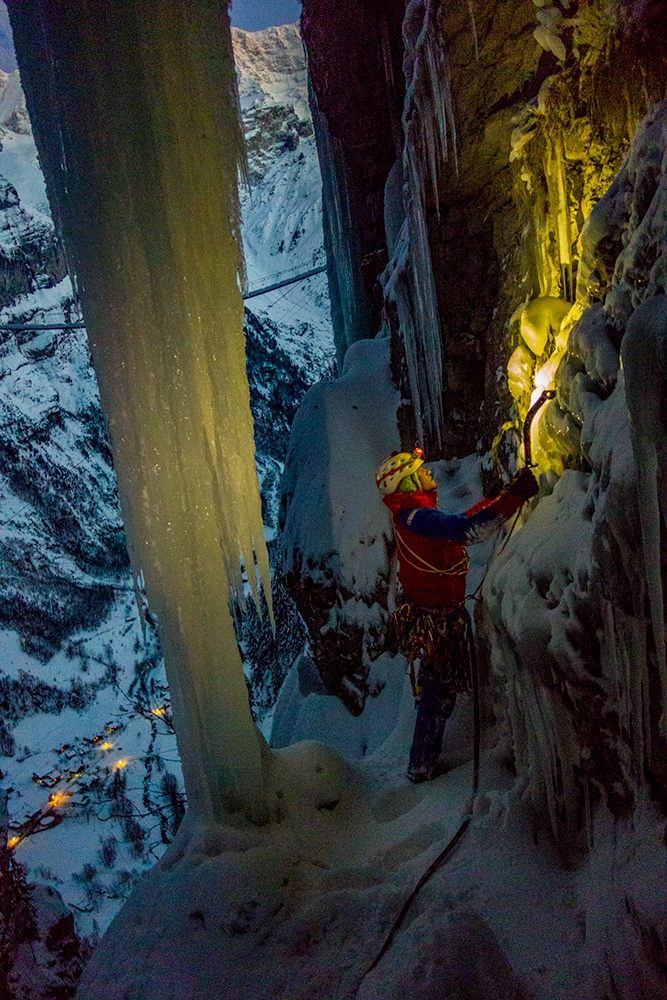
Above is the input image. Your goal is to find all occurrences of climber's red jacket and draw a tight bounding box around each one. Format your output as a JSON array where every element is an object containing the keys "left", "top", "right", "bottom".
[{"left": 382, "top": 487, "right": 523, "bottom": 609}]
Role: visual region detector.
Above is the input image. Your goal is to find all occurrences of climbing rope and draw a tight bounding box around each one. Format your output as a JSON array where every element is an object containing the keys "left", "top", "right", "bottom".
[
  {"left": 350, "top": 396, "right": 554, "bottom": 995},
  {"left": 348, "top": 618, "right": 480, "bottom": 998}
]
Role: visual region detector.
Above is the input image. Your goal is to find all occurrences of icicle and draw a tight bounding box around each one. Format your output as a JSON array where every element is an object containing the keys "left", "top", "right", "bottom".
[
  {"left": 544, "top": 137, "right": 574, "bottom": 301},
  {"left": 395, "top": 0, "right": 459, "bottom": 449},
  {"left": 9, "top": 0, "right": 272, "bottom": 819}
]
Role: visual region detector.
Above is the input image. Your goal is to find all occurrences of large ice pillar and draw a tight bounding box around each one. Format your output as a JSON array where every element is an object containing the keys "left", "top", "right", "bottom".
[{"left": 8, "top": 0, "right": 271, "bottom": 820}]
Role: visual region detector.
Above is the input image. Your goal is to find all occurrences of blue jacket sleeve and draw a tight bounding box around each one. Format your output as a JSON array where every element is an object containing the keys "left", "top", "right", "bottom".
[{"left": 396, "top": 504, "right": 510, "bottom": 545}]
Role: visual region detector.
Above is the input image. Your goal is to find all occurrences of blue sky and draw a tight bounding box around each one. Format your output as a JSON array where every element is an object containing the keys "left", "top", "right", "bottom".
[
  {"left": 0, "top": 3, "right": 301, "bottom": 74},
  {"left": 229, "top": 0, "right": 301, "bottom": 32}
]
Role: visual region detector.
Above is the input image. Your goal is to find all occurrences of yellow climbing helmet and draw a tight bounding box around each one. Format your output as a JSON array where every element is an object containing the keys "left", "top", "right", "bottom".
[{"left": 375, "top": 448, "right": 424, "bottom": 495}]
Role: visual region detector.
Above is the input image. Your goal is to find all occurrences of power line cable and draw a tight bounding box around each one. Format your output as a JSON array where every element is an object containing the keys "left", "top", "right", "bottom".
[{"left": 0, "top": 264, "right": 328, "bottom": 332}]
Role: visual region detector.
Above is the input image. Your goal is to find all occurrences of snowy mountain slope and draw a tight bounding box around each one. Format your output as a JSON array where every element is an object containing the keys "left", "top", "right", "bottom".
[
  {"left": 232, "top": 24, "right": 309, "bottom": 119},
  {"left": 235, "top": 22, "right": 333, "bottom": 390},
  {"left": 0, "top": 287, "right": 185, "bottom": 951}
]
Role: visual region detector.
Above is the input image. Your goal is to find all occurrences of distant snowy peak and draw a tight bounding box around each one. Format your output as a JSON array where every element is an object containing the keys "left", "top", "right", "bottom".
[
  {"left": 232, "top": 23, "right": 308, "bottom": 118},
  {"left": 0, "top": 68, "right": 29, "bottom": 133}
]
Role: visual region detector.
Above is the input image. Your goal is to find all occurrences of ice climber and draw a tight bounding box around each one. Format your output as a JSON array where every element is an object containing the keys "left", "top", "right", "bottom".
[{"left": 376, "top": 449, "right": 538, "bottom": 783}]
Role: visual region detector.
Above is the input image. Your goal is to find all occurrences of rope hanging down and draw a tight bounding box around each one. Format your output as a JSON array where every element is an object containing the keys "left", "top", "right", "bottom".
[{"left": 349, "top": 622, "right": 480, "bottom": 998}]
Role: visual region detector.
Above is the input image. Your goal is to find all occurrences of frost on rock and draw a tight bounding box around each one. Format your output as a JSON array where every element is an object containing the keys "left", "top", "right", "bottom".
[
  {"left": 9, "top": 0, "right": 272, "bottom": 821},
  {"left": 279, "top": 338, "right": 400, "bottom": 714}
]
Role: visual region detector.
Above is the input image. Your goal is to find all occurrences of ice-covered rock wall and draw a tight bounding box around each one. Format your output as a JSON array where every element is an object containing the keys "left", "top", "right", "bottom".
[
  {"left": 483, "top": 98, "right": 667, "bottom": 850},
  {"left": 291, "top": 0, "right": 667, "bottom": 861}
]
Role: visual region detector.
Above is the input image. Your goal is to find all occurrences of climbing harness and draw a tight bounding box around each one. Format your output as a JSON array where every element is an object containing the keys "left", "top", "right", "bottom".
[
  {"left": 394, "top": 524, "right": 470, "bottom": 577},
  {"left": 393, "top": 601, "right": 472, "bottom": 704}
]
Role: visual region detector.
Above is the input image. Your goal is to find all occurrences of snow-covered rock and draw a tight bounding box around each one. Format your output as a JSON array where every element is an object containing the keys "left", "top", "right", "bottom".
[
  {"left": 232, "top": 24, "right": 309, "bottom": 120},
  {"left": 279, "top": 338, "right": 400, "bottom": 714},
  {"left": 482, "top": 101, "right": 667, "bottom": 855}
]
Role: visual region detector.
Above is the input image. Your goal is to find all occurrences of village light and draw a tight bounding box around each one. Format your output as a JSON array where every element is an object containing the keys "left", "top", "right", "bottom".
[{"left": 48, "top": 792, "right": 72, "bottom": 808}]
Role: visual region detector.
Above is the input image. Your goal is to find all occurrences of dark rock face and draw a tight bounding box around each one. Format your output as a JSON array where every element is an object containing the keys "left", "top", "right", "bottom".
[
  {"left": 7, "top": 883, "right": 87, "bottom": 999},
  {"left": 301, "top": 0, "right": 406, "bottom": 360},
  {"left": 407, "top": 0, "right": 544, "bottom": 459},
  {"left": 284, "top": 566, "right": 390, "bottom": 715}
]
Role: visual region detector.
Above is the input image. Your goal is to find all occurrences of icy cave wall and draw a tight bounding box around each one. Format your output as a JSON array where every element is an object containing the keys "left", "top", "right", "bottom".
[
  {"left": 482, "top": 99, "right": 667, "bottom": 850},
  {"left": 284, "top": 0, "right": 667, "bottom": 848}
]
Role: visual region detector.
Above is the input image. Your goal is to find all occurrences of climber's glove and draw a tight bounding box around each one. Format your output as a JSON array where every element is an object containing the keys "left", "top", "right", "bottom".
[{"left": 505, "top": 468, "right": 539, "bottom": 502}]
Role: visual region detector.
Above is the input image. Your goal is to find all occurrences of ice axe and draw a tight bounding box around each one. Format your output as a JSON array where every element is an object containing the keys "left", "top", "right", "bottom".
[
  {"left": 484, "top": 388, "right": 556, "bottom": 566},
  {"left": 523, "top": 389, "right": 556, "bottom": 468}
]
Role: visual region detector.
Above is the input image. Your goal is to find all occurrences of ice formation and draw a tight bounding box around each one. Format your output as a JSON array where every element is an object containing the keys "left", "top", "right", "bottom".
[
  {"left": 384, "top": 0, "right": 458, "bottom": 450},
  {"left": 8, "top": 0, "right": 272, "bottom": 820},
  {"left": 488, "top": 98, "right": 667, "bottom": 846},
  {"left": 622, "top": 296, "right": 667, "bottom": 726}
]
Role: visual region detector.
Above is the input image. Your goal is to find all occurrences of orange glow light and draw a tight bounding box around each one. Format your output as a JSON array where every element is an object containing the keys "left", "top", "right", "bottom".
[
  {"left": 7, "top": 835, "right": 21, "bottom": 848},
  {"left": 114, "top": 759, "right": 129, "bottom": 770},
  {"left": 48, "top": 792, "right": 72, "bottom": 808},
  {"left": 100, "top": 741, "right": 114, "bottom": 750}
]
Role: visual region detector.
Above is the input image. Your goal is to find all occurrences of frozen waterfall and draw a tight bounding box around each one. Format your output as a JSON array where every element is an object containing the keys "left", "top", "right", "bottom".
[{"left": 7, "top": 0, "right": 272, "bottom": 821}]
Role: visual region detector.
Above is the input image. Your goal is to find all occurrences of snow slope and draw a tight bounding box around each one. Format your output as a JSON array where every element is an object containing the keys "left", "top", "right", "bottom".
[{"left": 236, "top": 23, "right": 332, "bottom": 378}]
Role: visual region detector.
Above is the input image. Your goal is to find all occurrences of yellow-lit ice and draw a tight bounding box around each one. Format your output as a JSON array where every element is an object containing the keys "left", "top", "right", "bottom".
[{"left": 10, "top": 1, "right": 272, "bottom": 820}]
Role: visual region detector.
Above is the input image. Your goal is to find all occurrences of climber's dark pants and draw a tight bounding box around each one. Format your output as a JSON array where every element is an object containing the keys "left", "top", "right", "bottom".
[
  {"left": 408, "top": 650, "right": 457, "bottom": 777},
  {"left": 394, "top": 601, "right": 471, "bottom": 781}
]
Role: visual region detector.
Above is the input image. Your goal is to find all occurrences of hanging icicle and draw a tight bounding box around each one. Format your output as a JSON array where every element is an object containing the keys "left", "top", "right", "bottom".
[{"left": 397, "top": 0, "right": 458, "bottom": 450}]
